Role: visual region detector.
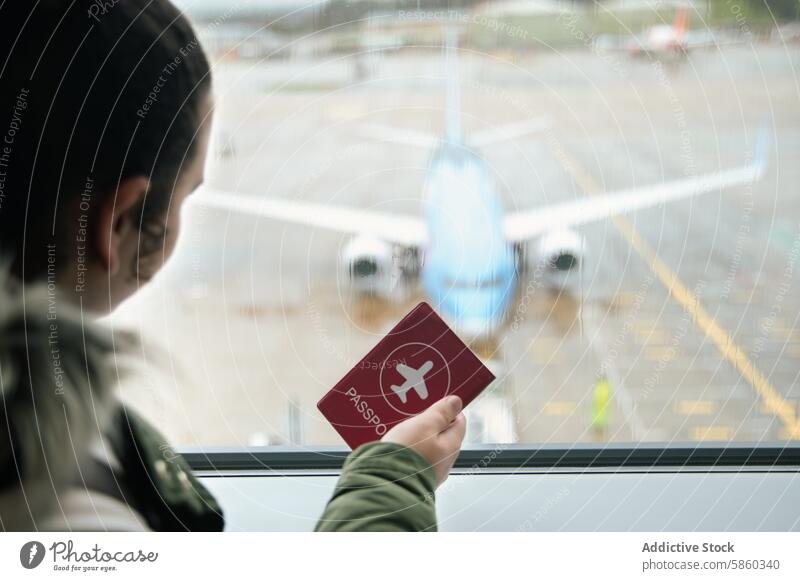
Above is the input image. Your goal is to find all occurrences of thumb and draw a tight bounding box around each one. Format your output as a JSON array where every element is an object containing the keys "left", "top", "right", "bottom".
[{"left": 419, "top": 395, "right": 463, "bottom": 432}]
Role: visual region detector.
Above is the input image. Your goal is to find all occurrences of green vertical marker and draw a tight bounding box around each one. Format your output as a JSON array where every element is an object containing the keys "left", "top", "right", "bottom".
[{"left": 592, "top": 377, "right": 612, "bottom": 438}]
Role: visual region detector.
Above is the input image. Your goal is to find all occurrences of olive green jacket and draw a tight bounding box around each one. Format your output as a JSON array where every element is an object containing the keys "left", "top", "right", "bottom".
[
  {"left": 110, "top": 409, "right": 440, "bottom": 532},
  {"left": 0, "top": 271, "right": 438, "bottom": 532},
  {"left": 2, "top": 403, "right": 440, "bottom": 532},
  {"left": 315, "top": 441, "right": 438, "bottom": 532}
]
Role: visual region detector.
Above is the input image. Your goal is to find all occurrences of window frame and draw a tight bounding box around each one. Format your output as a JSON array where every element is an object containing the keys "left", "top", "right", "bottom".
[{"left": 180, "top": 443, "right": 800, "bottom": 473}]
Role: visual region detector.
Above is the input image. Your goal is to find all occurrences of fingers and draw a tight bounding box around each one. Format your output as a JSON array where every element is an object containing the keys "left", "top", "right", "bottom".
[
  {"left": 421, "top": 395, "right": 463, "bottom": 432},
  {"left": 438, "top": 412, "right": 467, "bottom": 450}
]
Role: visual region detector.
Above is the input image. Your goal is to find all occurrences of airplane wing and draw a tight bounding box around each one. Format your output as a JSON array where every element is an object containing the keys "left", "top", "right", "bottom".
[
  {"left": 682, "top": 29, "right": 751, "bottom": 50},
  {"left": 595, "top": 31, "right": 749, "bottom": 53},
  {"left": 191, "top": 190, "right": 428, "bottom": 247},
  {"left": 470, "top": 116, "right": 552, "bottom": 149},
  {"left": 504, "top": 130, "right": 768, "bottom": 243},
  {"left": 360, "top": 116, "right": 551, "bottom": 151},
  {"left": 682, "top": 29, "right": 718, "bottom": 49},
  {"left": 356, "top": 123, "right": 439, "bottom": 149}
]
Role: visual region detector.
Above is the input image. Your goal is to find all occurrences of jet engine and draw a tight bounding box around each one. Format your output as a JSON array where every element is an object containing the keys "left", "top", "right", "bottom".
[
  {"left": 340, "top": 235, "right": 396, "bottom": 297},
  {"left": 531, "top": 228, "right": 585, "bottom": 280}
]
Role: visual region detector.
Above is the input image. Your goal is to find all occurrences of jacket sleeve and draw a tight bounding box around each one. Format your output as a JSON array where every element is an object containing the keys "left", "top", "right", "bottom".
[{"left": 315, "top": 441, "right": 437, "bottom": 532}]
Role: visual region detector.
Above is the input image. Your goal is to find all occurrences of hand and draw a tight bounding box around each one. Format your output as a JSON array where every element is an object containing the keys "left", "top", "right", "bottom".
[{"left": 382, "top": 395, "right": 466, "bottom": 487}]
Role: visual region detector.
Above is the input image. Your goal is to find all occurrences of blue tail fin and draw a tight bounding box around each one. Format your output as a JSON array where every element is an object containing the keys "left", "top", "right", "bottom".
[{"left": 444, "top": 26, "right": 462, "bottom": 146}]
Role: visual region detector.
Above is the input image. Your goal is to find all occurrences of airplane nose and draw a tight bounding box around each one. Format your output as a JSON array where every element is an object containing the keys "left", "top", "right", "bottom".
[{"left": 439, "top": 285, "right": 511, "bottom": 340}]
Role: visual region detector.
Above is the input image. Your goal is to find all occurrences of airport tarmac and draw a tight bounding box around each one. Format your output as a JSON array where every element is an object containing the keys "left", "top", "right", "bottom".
[{"left": 112, "top": 42, "right": 800, "bottom": 449}]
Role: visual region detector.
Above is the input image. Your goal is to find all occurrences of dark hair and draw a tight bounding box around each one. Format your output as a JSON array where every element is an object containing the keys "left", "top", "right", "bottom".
[{"left": 0, "top": 0, "right": 212, "bottom": 280}]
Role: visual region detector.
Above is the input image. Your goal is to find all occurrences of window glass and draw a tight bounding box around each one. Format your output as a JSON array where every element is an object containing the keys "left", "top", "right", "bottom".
[{"left": 112, "top": 0, "right": 800, "bottom": 448}]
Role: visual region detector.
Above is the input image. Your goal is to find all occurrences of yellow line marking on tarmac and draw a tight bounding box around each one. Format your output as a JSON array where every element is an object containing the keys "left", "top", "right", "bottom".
[
  {"left": 555, "top": 147, "right": 800, "bottom": 439},
  {"left": 635, "top": 328, "right": 669, "bottom": 345},
  {"left": 543, "top": 401, "right": 578, "bottom": 416},
  {"left": 644, "top": 346, "right": 680, "bottom": 362},
  {"left": 676, "top": 400, "right": 718, "bottom": 416},
  {"left": 689, "top": 426, "right": 734, "bottom": 441},
  {"left": 779, "top": 425, "right": 800, "bottom": 440},
  {"left": 761, "top": 399, "right": 799, "bottom": 414}
]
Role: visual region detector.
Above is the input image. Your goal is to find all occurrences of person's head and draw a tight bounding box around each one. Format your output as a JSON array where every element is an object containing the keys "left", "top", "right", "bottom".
[{"left": 0, "top": 0, "right": 212, "bottom": 313}]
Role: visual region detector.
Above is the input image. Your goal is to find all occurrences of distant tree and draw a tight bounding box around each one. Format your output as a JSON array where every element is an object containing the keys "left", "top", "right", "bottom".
[
  {"left": 763, "top": 0, "right": 800, "bottom": 20},
  {"left": 708, "top": 0, "right": 799, "bottom": 23}
]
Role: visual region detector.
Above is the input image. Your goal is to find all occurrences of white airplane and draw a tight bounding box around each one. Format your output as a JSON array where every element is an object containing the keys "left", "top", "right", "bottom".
[
  {"left": 390, "top": 361, "right": 434, "bottom": 404},
  {"left": 193, "top": 30, "right": 769, "bottom": 339},
  {"left": 596, "top": 6, "right": 735, "bottom": 58}
]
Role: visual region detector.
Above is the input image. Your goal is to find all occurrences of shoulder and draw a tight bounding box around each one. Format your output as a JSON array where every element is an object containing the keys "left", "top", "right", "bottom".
[{"left": 39, "top": 488, "right": 150, "bottom": 532}]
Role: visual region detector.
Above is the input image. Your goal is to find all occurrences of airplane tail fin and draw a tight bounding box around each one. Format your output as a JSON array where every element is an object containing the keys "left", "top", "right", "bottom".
[
  {"left": 673, "top": 6, "right": 689, "bottom": 35},
  {"left": 444, "top": 26, "right": 463, "bottom": 146}
]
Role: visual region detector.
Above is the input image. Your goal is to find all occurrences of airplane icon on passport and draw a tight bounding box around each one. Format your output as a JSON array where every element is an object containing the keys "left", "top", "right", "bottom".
[{"left": 390, "top": 361, "right": 434, "bottom": 404}]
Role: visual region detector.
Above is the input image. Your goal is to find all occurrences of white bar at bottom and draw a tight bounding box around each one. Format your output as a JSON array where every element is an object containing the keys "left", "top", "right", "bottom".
[{"left": 1, "top": 532, "right": 798, "bottom": 580}]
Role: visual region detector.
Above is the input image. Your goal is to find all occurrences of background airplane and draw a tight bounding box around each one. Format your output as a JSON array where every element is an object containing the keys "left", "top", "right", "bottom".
[
  {"left": 596, "top": 6, "right": 736, "bottom": 58},
  {"left": 193, "top": 29, "right": 769, "bottom": 340}
]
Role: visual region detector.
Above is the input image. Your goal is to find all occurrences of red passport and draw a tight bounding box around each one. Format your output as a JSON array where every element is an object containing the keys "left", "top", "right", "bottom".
[{"left": 317, "top": 302, "right": 495, "bottom": 449}]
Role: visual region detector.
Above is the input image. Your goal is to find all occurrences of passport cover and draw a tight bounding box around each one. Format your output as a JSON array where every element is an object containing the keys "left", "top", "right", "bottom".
[{"left": 317, "top": 302, "right": 495, "bottom": 449}]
